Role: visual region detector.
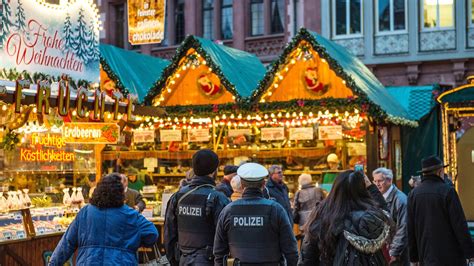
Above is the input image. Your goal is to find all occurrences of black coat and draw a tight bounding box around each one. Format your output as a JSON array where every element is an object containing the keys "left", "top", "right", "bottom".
[
  {"left": 264, "top": 178, "right": 293, "bottom": 221},
  {"left": 216, "top": 179, "right": 233, "bottom": 198},
  {"left": 407, "top": 174, "right": 474, "bottom": 265}
]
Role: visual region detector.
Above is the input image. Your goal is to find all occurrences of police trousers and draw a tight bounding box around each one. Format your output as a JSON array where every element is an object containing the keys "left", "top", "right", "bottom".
[{"left": 179, "top": 249, "right": 213, "bottom": 266}]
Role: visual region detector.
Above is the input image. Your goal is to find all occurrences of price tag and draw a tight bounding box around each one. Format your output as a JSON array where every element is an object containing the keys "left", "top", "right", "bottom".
[
  {"left": 8, "top": 213, "right": 15, "bottom": 219},
  {"left": 55, "top": 225, "right": 63, "bottom": 232},
  {"left": 3, "top": 232, "right": 12, "bottom": 240},
  {"left": 14, "top": 214, "right": 22, "bottom": 220}
]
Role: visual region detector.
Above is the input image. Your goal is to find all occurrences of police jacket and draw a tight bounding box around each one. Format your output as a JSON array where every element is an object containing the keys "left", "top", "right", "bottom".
[
  {"left": 264, "top": 178, "right": 293, "bottom": 221},
  {"left": 164, "top": 176, "right": 230, "bottom": 265},
  {"left": 408, "top": 174, "right": 474, "bottom": 265},
  {"left": 214, "top": 187, "right": 298, "bottom": 266},
  {"left": 385, "top": 185, "right": 408, "bottom": 259}
]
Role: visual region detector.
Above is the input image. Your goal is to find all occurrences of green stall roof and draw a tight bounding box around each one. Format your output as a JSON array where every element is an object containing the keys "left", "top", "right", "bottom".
[
  {"left": 437, "top": 84, "right": 474, "bottom": 103},
  {"left": 386, "top": 85, "right": 437, "bottom": 120},
  {"left": 100, "top": 44, "right": 170, "bottom": 103},
  {"left": 144, "top": 35, "right": 266, "bottom": 105},
  {"left": 252, "top": 28, "right": 417, "bottom": 127}
]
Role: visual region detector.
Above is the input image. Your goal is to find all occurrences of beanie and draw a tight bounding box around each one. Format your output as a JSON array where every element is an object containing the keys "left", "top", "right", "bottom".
[
  {"left": 192, "top": 149, "right": 219, "bottom": 176},
  {"left": 223, "top": 165, "right": 239, "bottom": 176}
]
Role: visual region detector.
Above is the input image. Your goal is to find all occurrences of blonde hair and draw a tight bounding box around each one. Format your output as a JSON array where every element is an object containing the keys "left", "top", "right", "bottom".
[{"left": 298, "top": 173, "right": 313, "bottom": 186}]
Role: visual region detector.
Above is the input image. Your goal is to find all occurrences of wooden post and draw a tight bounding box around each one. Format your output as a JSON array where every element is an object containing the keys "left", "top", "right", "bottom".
[{"left": 95, "top": 144, "right": 106, "bottom": 181}]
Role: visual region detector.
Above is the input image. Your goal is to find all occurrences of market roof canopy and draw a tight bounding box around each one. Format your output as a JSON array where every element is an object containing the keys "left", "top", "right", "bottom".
[
  {"left": 386, "top": 85, "right": 437, "bottom": 120},
  {"left": 252, "top": 28, "right": 415, "bottom": 126},
  {"left": 100, "top": 44, "right": 170, "bottom": 103},
  {"left": 437, "top": 82, "right": 474, "bottom": 103},
  {"left": 144, "top": 35, "right": 266, "bottom": 106}
]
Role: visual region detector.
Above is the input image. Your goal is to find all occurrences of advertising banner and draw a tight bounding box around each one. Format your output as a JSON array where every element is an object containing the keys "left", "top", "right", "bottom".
[
  {"left": 127, "top": 0, "right": 166, "bottom": 45},
  {"left": 0, "top": 0, "right": 100, "bottom": 83}
]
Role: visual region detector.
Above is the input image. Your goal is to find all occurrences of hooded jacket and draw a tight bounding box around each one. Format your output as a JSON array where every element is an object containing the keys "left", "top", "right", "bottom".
[
  {"left": 49, "top": 204, "right": 158, "bottom": 265},
  {"left": 298, "top": 184, "right": 391, "bottom": 266}
]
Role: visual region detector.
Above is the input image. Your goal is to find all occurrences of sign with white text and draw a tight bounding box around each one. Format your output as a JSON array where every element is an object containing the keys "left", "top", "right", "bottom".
[
  {"left": 127, "top": 0, "right": 166, "bottom": 45},
  {"left": 0, "top": 0, "right": 100, "bottom": 83}
]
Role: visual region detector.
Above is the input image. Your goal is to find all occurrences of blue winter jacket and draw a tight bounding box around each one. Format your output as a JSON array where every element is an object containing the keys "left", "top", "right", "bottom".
[{"left": 49, "top": 204, "right": 158, "bottom": 266}]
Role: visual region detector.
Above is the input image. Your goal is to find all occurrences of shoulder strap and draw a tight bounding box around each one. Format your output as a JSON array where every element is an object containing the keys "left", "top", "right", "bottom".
[{"left": 177, "top": 184, "right": 215, "bottom": 206}]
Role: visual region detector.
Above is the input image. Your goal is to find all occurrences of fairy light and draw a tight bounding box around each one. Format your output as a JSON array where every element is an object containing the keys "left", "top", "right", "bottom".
[{"left": 1, "top": 105, "right": 6, "bottom": 111}]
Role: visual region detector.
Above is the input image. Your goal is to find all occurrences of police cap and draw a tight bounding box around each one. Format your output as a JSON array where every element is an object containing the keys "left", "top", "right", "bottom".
[{"left": 237, "top": 163, "right": 269, "bottom": 182}]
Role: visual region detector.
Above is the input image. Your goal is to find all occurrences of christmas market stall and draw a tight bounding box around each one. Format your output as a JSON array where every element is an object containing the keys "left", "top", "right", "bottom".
[
  {"left": 0, "top": 0, "right": 166, "bottom": 264},
  {"left": 102, "top": 35, "right": 267, "bottom": 192},
  {"left": 437, "top": 76, "right": 474, "bottom": 220},
  {"left": 248, "top": 28, "right": 417, "bottom": 192}
]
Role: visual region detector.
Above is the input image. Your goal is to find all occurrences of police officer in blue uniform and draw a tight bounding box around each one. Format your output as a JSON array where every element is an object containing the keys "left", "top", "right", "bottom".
[
  {"left": 213, "top": 163, "right": 298, "bottom": 266},
  {"left": 164, "top": 150, "right": 231, "bottom": 266}
]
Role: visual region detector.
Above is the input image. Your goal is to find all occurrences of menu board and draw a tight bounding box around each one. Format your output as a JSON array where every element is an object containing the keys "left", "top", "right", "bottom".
[
  {"left": 289, "top": 127, "right": 314, "bottom": 140},
  {"left": 160, "top": 130, "right": 182, "bottom": 142},
  {"left": 228, "top": 129, "right": 251, "bottom": 137},
  {"left": 188, "top": 129, "right": 210, "bottom": 142},
  {"left": 133, "top": 130, "right": 155, "bottom": 143},
  {"left": 318, "top": 126, "right": 342, "bottom": 140},
  {"left": 261, "top": 127, "right": 285, "bottom": 141}
]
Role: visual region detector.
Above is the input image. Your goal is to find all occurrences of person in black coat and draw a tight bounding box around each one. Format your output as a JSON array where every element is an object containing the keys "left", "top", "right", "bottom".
[
  {"left": 407, "top": 155, "right": 474, "bottom": 265},
  {"left": 298, "top": 170, "right": 392, "bottom": 266},
  {"left": 216, "top": 165, "right": 238, "bottom": 198},
  {"left": 264, "top": 165, "right": 293, "bottom": 221}
]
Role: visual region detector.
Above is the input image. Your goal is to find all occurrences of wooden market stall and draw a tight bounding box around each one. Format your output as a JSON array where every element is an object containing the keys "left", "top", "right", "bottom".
[
  {"left": 437, "top": 76, "right": 474, "bottom": 220},
  {"left": 103, "top": 29, "right": 417, "bottom": 196}
]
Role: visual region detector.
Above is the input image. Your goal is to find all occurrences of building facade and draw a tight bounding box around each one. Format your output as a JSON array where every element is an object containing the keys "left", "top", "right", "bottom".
[{"left": 99, "top": 0, "right": 474, "bottom": 87}]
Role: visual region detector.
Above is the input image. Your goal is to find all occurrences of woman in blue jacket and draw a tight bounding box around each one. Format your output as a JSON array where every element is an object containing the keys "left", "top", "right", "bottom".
[{"left": 49, "top": 173, "right": 158, "bottom": 265}]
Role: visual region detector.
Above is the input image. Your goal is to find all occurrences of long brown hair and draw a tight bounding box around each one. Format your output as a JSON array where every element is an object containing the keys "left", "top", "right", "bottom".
[{"left": 304, "top": 170, "right": 379, "bottom": 259}]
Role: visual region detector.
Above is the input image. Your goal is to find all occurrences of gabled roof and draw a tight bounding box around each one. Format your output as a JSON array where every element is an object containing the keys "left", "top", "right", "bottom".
[
  {"left": 386, "top": 85, "right": 437, "bottom": 120},
  {"left": 437, "top": 83, "right": 474, "bottom": 104},
  {"left": 251, "top": 28, "right": 417, "bottom": 127},
  {"left": 100, "top": 44, "right": 170, "bottom": 103},
  {"left": 143, "top": 35, "right": 266, "bottom": 105}
]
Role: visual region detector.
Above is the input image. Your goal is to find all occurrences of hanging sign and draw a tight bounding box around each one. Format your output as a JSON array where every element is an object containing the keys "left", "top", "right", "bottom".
[
  {"left": 127, "top": 0, "right": 166, "bottom": 45},
  {"left": 188, "top": 128, "right": 210, "bottom": 142},
  {"left": 160, "top": 129, "right": 182, "bottom": 142},
  {"left": 228, "top": 129, "right": 251, "bottom": 137},
  {"left": 133, "top": 130, "right": 155, "bottom": 143},
  {"left": 0, "top": 0, "right": 100, "bottom": 83},
  {"left": 318, "top": 125, "right": 342, "bottom": 140},
  {"left": 289, "top": 127, "right": 314, "bottom": 140},
  {"left": 261, "top": 127, "right": 285, "bottom": 141},
  {"left": 62, "top": 123, "right": 119, "bottom": 144}
]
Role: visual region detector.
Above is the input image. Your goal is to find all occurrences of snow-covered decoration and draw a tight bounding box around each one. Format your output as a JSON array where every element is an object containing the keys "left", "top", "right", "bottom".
[{"left": 0, "top": 0, "right": 100, "bottom": 84}]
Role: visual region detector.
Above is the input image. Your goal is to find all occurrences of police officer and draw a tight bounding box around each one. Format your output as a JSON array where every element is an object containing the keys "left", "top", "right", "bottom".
[
  {"left": 164, "top": 149, "right": 231, "bottom": 266},
  {"left": 213, "top": 163, "right": 298, "bottom": 266}
]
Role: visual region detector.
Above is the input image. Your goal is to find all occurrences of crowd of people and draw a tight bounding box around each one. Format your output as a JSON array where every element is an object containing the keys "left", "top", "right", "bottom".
[{"left": 48, "top": 149, "right": 474, "bottom": 265}]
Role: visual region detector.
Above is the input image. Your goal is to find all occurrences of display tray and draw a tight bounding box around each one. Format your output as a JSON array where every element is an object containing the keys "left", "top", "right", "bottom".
[
  {"left": 0, "top": 211, "right": 28, "bottom": 243},
  {"left": 30, "top": 207, "right": 77, "bottom": 236}
]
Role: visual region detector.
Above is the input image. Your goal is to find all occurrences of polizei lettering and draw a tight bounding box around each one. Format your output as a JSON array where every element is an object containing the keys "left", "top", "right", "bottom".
[
  {"left": 178, "top": 206, "right": 202, "bottom": 217},
  {"left": 233, "top": 216, "right": 264, "bottom": 227}
]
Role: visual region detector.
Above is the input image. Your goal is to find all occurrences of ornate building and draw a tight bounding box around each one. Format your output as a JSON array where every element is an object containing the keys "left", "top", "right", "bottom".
[{"left": 99, "top": 0, "right": 474, "bottom": 87}]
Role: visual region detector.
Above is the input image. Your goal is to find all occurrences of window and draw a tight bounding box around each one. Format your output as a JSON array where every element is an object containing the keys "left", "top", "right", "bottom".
[
  {"left": 471, "top": 0, "right": 474, "bottom": 25},
  {"left": 250, "top": 0, "right": 264, "bottom": 36},
  {"left": 271, "top": 0, "right": 285, "bottom": 33},
  {"left": 115, "top": 4, "right": 125, "bottom": 48},
  {"left": 221, "top": 0, "right": 233, "bottom": 39},
  {"left": 203, "top": 0, "right": 214, "bottom": 40},
  {"left": 376, "top": 0, "right": 406, "bottom": 33},
  {"left": 333, "top": 0, "right": 362, "bottom": 37},
  {"left": 422, "top": 0, "right": 454, "bottom": 29},
  {"left": 175, "top": 0, "right": 185, "bottom": 44}
]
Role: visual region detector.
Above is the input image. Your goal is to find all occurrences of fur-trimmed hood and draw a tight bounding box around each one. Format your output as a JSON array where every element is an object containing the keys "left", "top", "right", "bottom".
[{"left": 342, "top": 209, "right": 392, "bottom": 254}]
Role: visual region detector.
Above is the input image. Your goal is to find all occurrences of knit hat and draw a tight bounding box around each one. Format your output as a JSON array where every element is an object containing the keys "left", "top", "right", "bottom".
[
  {"left": 192, "top": 149, "right": 219, "bottom": 176},
  {"left": 223, "top": 165, "right": 239, "bottom": 176}
]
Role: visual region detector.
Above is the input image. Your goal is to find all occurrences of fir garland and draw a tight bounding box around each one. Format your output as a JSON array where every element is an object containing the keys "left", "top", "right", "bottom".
[
  {"left": 99, "top": 56, "right": 130, "bottom": 98},
  {"left": 0, "top": 131, "right": 20, "bottom": 151},
  {"left": 0, "top": 68, "right": 90, "bottom": 90},
  {"left": 143, "top": 35, "right": 244, "bottom": 105}
]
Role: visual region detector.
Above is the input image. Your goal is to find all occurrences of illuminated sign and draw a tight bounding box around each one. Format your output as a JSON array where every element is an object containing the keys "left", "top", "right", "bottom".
[
  {"left": 20, "top": 148, "right": 75, "bottom": 162},
  {"left": 128, "top": 0, "right": 166, "bottom": 45},
  {"left": 62, "top": 123, "right": 119, "bottom": 144}
]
